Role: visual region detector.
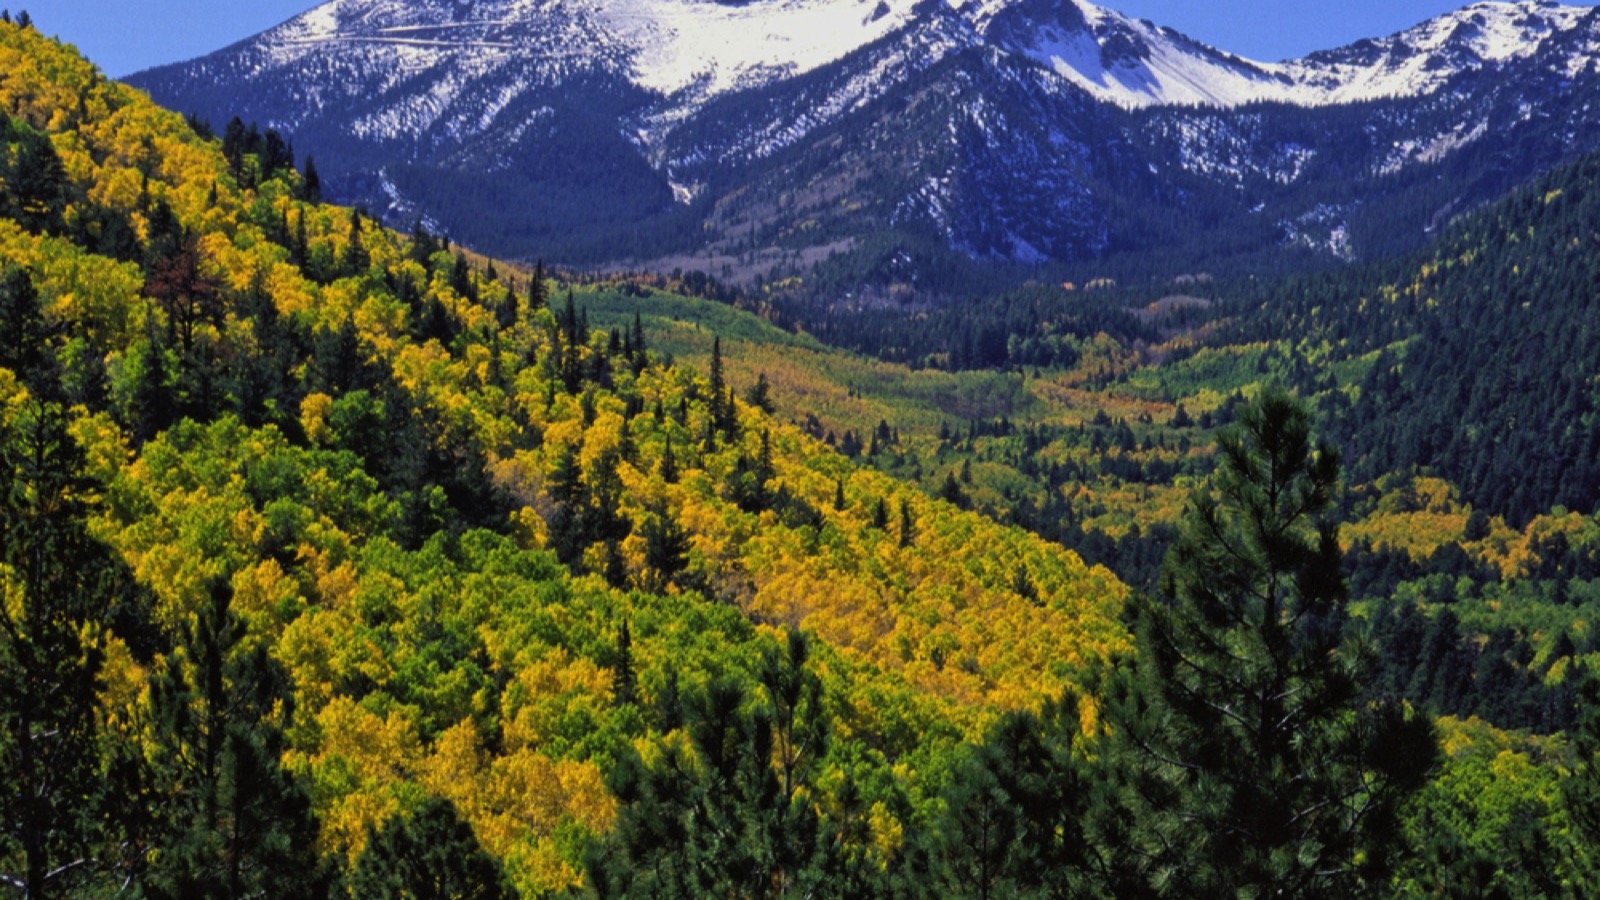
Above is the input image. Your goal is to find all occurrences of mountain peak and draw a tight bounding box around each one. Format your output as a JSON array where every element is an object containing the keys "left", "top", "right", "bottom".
[
  {"left": 126, "top": 0, "right": 1600, "bottom": 267},
  {"left": 1284, "top": 0, "right": 1597, "bottom": 104}
]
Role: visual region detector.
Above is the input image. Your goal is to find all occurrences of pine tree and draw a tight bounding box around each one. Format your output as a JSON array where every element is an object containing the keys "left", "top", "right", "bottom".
[
  {"left": 613, "top": 621, "right": 638, "bottom": 708},
  {"left": 708, "top": 337, "right": 727, "bottom": 427},
  {"left": 450, "top": 252, "right": 476, "bottom": 304},
  {"left": 642, "top": 506, "right": 690, "bottom": 595},
  {"left": 299, "top": 155, "right": 321, "bottom": 203},
  {"left": 746, "top": 373, "right": 775, "bottom": 414},
  {"left": 495, "top": 280, "right": 519, "bottom": 331},
  {"left": 1562, "top": 670, "right": 1600, "bottom": 885},
  {"left": 757, "top": 429, "right": 775, "bottom": 489},
  {"left": 350, "top": 798, "right": 513, "bottom": 899},
  {"left": 0, "top": 267, "right": 54, "bottom": 392},
  {"left": 527, "top": 260, "right": 547, "bottom": 312},
  {"left": 140, "top": 582, "right": 322, "bottom": 899},
  {"left": 1102, "top": 386, "right": 1438, "bottom": 896},
  {"left": 344, "top": 211, "right": 369, "bottom": 274},
  {"left": 221, "top": 118, "right": 247, "bottom": 180},
  {"left": 870, "top": 497, "right": 889, "bottom": 531},
  {"left": 588, "top": 633, "right": 850, "bottom": 898},
  {"left": 602, "top": 539, "right": 628, "bottom": 589},
  {"left": 0, "top": 401, "right": 127, "bottom": 897},
  {"left": 925, "top": 698, "right": 1095, "bottom": 898},
  {"left": 645, "top": 668, "right": 681, "bottom": 737},
  {"left": 658, "top": 438, "right": 679, "bottom": 484},
  {"left": 7, "top": 126, "right": 67, "bottom": 233},
  {"left": 291, "top": 208, "right": 309, "bottom": 266},
  {"left": 939, "top": 471, "right": 967, "bottom": 508}
]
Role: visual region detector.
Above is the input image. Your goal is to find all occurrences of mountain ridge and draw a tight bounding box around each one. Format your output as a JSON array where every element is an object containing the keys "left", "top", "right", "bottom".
[{"left": 124, "top": 0, "right": 1600, "bottom": 276}]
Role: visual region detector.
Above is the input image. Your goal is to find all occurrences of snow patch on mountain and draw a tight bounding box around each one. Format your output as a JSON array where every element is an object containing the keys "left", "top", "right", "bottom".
[
  {"left": 1004, "top": 3, "right": 1295, "bottom": 108},
  {"left": 591, "top": 0, "right": 926, "bottom": 101},
  {"left": 1004, "top": 0, "right": 1600, "bottom": 109},
  {"left": 218, "top": 0, "right": 1600, "bottom": 123},
  {"left": 1281, "top": 1, "right": 1597, "bottom": 104}
]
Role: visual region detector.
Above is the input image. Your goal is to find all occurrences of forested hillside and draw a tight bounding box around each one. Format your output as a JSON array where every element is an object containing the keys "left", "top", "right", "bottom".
[
  {"left": 0, "top": 19, "right": 1129, "bottom": 897},
  {"left": 3, "top": 14, "right": 1600, "bottom": 899},
  {"left": 598, "top": 134, "right": 1600, "bottom": 894}
]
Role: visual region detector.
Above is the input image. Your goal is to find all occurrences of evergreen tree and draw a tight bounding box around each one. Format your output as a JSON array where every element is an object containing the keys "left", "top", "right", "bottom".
[
  {"left": 1011, "top": 565, "right": 1038, "bottom": 604},
  {"left": 870, "top": 497, "right": 889, "bottom": 531},
  {"left": 708, "top": 337, "right": 727, "bottom": 427},
  {"left": 220, "top": 118, "right": 247, "bottom": 181},
  {"left": 0, "top": 267, "right": 54, "bottom": 392},
  {"left": 1563, "top": 670, "right": 1600, "bottom": 885},
  {"left": 140, "top": 581, "right": 323, "bottom": 900},
  {"left": 1101, "top": 386, "right": 1437, "bottom": 896},
  {"left": 652, "top": 667, "right": 684, "bottom": 735},
  {"left": 745, "top": 372, "right": 775, "bottom": 414},
  {"left": 923, "top": 698, "right": 1096, "bottom": 899},
  {"left": 630, "top": 311, "right": 646, "bottom": 359},
  {"left": 350, "top": 798, "right": 513, "bottom": 900},
  {"left": 495, "top": 278, "right": 519, "bottom": 330},
  {"left": 260, "top": 130, "right": 292, "bottom": 181},
  {"left": 757, "top": 428, "right": 775, "bottom": 489},
  {"left": 344, "top": 211, "right": 369, "bottom": 275},
  {"left": 5, "top": 125, "right": 66, "bottom": 234},
  {"left": 527, "top": 260, "right": 547, "bottom": 312},
  {"left": 641, "top": 506, "right": 690, "bottom": 594},
  {"left": 658, "top": 438, "right": 679, "bottom": 484},
  {"left": 939, "top": 470, "right": 967, "bottom": 508},
  {"left": 587, "top": 632, "right": 853, "bottom": 898},
  {"left": 299, "top": 155, "right": 321, "bottom": 203},
  {"left": 613, "top": 620, "right": 639, "bottom": 708},
  {"left": 602, "top": 539, "right": 628, "bottom": 590},
  {"left": 450, "top": 252, "right": 476, "bottom": 304},
  {"left": 0, "top": 400, "right": 129, "bottom": 897}
]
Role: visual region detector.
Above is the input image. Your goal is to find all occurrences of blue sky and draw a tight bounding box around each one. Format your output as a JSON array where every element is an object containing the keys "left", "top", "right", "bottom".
[{"left": 35, "top": 0, "right": 1600, "bottom": 77}]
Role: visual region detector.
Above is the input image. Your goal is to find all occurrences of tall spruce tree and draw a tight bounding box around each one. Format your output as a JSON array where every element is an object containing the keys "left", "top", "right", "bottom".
[
  {"left": 0, "top": 401, "right": 122, "bottom": 897},
  {"left": 1102, "top": 386, "right": 1437, "bottom": 896},
  {"left": 527, "top": 260, "right": 547, "bottom": 312}
]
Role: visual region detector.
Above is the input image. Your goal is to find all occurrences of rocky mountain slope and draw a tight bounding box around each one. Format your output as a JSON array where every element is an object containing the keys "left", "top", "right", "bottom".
[{"left": 126, "top": 0, "right": 1600, "bottom": 282}]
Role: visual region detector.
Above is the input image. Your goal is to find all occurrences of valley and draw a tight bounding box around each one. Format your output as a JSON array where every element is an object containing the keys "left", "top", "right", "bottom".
[{"left": 1, "top": 3, "right": 1599, "bottom": 897}]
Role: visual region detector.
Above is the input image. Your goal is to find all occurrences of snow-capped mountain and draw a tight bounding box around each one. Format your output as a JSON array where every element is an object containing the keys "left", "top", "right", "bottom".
[
  {"left": 1009, "top": 0, "right": 1600, "bottom": 109},
  {"left": 125, "top": 0, "right": 1600, "bottom": 278}
]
